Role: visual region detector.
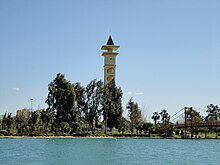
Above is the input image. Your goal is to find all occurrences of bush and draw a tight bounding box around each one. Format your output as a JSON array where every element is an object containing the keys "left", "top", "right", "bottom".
[{"left": 0, "top": 130, "right": 7, "bottom": 136}]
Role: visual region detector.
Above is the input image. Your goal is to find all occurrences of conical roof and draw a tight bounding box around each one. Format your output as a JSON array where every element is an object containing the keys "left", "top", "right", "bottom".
[{"left": 106, "top": 35, "right": 114, "bottom": 45}]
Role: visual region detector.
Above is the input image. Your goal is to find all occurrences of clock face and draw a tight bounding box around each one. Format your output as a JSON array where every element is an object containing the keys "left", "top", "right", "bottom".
[{"left": 105, "top": 56, "right": 114, "bottom": 64}]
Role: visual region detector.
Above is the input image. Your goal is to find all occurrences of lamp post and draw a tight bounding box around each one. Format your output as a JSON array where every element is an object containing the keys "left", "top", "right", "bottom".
[{"left": 30, "top": 99, "right": 34, "bottom": 111}]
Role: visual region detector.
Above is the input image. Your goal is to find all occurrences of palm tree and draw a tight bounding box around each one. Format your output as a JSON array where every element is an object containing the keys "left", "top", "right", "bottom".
[
  {"left": 206, "top": 104, "right": 219, "bottom": 120},
  {"left": 152, "top": 112, "right": 160, "bottom": 127},
  {"left": 2, "top": 113, "right": 13, "bottom": 130},
  {"left": 160, "top": 109, "right": 169, "bottom": 126}
]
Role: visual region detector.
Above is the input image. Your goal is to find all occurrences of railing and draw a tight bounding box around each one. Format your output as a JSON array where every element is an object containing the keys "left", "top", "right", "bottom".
[
  {"left": 176, "top": 121, "right": 220, "bottom": 128},
  {"left": 158, "top": 121, "right": 220, "bottom": 130}
]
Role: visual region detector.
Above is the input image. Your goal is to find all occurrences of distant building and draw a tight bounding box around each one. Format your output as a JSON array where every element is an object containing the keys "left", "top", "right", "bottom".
[
  {"left": 16, "top": 108, "right": 31, "bottom": 124},
  {"left": 101, "top": 36, "right": 120, "bottom": 85},
  {"left": 16, "top": 108, "right": 31, "bottom": 118}
]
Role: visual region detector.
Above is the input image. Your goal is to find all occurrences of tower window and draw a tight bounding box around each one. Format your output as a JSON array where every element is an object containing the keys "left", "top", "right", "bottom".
[
  {"left": 109, "top": 57, "right": 112, "bottom": 61},
  {"left": 107, "top": 67, "right": 114, "bottom": 73}
]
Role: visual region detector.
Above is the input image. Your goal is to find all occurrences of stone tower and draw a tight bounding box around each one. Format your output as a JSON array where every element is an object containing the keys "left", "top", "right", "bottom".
[{"left": 101, "top": 36, "right": 120, "bottom": 85}]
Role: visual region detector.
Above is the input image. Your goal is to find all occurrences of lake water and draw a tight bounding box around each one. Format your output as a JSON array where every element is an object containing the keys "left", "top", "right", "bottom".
[{"left": 0, "top": 138, "right": 219, "bottom": 165}]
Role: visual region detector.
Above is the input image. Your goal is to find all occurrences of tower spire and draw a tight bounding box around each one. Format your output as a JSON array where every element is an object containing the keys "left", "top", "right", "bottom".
[
  {"left": 106, "top": 35, "right": 114, "bottom": 45},
  {"left": 101, "top": 36, "right": 120, "bottom": 85}
]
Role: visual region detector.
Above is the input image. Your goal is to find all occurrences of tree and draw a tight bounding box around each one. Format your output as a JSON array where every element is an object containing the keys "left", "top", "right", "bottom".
[
  {"left": 84, "top": 80, "right": 103, "bottom": 131},
  {"left": 40, "top": 108, "right": 55, "bottom": 134},
  {"left": 73, "top": 82, "right": 87, "bottom": 132},
  {"left": 185, "top": 108, "right": 204, "bottom": 137},
  {"left": 74, "top": 82, "right": 86, "bottom": 120},
  {"left": 206, "top": 104, "right": 219, "bottom": 120},
  {"left": 30, "top": 111, "right": 39, "bottom": 126},
  {"left": 118, "top": 117, "right": 130, "bottom": 135},
  {"left": 136, "top": 121, "right": 143, "bottom": 135},
  {"left": 159, "top": 109, "right": 170, "bottom": 126},
  {"left": 61, "top": 122, "right": 70, "bottom": 134},
  {"left": 15, "top": 115, "right": 24, "bottom": 133},
  {"left": 187, "top": 109, "right": 203, "bottom": 123},
  {"left": 126, "top": 98, "right": 142, "bottom": 134},
  {"left": 2, "top": 113, "right": 13, "bottom": 130},
  {"left": 152, "top": 112, "right": 160, "bottom": 127},
  {"left": 102, "top": 80, "right": 123, "bottom": 133},
  {"left": 46, "top": 73, "right": 76, "bottom": 127},
  {"left": 143, "top": 122, "right": 153, "bottom": 135},
  {"left": 102, "top": 82, "right": 113, "bottom": 133}
]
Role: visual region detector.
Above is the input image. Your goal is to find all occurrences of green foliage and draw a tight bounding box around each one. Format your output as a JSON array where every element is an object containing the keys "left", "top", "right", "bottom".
[
  {"left": 189, "top": 109, "right": 203, "bottom": 123},
  {"left": 127, "top": 98, "right": 142, "bottom": 134},
  {"left": 84, "top": 79, "right": 103, "bottom": 129},
  {"left": 152, "top": 112, "right": 160, "bottom": 127},
  {"left": 135, "top": 121, "right": 143, "bottom": 135},
  {"left": 74, "top": 82, "right": 86, "bottom": 122},
  {"left": 102, "top": 80, "right": 123, "bottom": 132},
  {"left": 0, "top": 130, "right": 7, "bottom": 136},
  {"left": 46, "top": 73, "right": 76, "bottom": 127},
  {"left": 117, "top": 117, "right": 130, "bottom": 134},
  {"left": 0, "top": 75, "right": 176, "bottom": 137},
  {"left": 143, "top": 122, "right": 153, "bottom": 134},
  {"left": 15, "top": 115, "right": 24, "bottom": 127},
  {"left": 206, "top": 104, "right": 219, "bottom": 120},
  {"left": 40, "top": 108, "right": 55, "bottom": 133},
  {"left": 159, "top": 109, "right": 170, "bottom": 126},
  {"left": 30, "top": 111, "right": 39, "bottom": 126},
  {"left": 2, "top": 113, "right": 13, "bottom": 130},
  {"left": 61, "top": 122, "right": 70, "bottom": 133}
]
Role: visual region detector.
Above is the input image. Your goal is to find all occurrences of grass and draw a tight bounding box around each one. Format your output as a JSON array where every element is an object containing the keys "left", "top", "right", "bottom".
[{"left": 1, "top": 128, "right": 220, "bottom": 139}]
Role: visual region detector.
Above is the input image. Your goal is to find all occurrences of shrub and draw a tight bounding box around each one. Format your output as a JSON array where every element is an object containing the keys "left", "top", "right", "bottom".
[{"left": 0, "top": 130, "right": 7, "bottom": 136}]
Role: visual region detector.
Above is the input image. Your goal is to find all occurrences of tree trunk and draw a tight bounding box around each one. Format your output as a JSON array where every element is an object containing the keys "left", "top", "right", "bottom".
[
  {"left": 46, "top": 123, "right": 48, "bottom": 135},
  {"left": 104, "top": 117, "right": 107, "bottom": 134},
  {"left": 131, "top": 121, "right": 134, "bottom": 135}
]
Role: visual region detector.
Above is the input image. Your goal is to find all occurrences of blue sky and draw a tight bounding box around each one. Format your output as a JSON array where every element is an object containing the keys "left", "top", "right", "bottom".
[{"left": 0, "top": 0, "right": 219, "bottom": 120}]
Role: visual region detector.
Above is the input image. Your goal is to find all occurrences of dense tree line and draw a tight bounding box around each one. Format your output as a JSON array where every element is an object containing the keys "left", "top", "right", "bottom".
[
  {"left": 0, "top": 73, "right": 219, "bottom": 137},
  {"left": 0, "top": 74, "right": 144, "bottom": 136}
]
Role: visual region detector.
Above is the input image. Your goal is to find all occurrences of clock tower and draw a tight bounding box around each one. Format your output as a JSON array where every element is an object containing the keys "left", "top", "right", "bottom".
[{"left": 101, "top": 36, "right": 120, "bottom": 85}]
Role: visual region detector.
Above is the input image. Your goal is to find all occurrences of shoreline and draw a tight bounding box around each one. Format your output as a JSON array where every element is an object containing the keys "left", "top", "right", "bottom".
[
  {"left": 0, "top": 136, "right": 163, "bottom": 139},
  {"left": 0, "top": 135, "right": 219, "bottom": 139}
]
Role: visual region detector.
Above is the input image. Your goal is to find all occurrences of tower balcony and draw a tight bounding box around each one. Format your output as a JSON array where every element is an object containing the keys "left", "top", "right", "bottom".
[{"left": 102, "top": 51, "right": 118, "bottom": 56}]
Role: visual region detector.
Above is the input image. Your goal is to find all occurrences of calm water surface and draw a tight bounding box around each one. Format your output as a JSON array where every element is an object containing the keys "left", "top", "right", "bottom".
[{"left": 0, "top": 138, "right": 219, "bottom": 165}]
